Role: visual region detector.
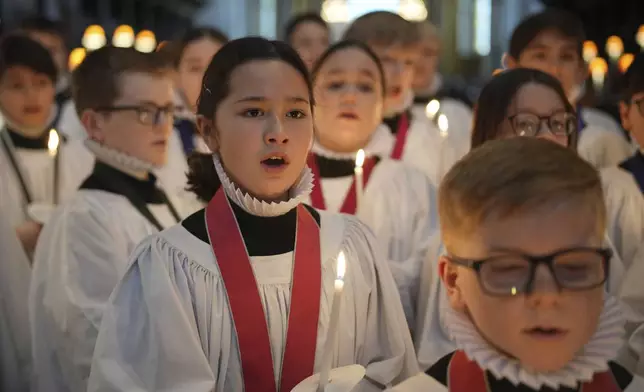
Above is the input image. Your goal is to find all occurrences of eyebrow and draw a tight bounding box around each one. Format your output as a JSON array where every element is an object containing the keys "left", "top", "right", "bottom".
[
  {"left": 235, "top": 96, "right": 310, "bottom": 104},
  {"left": 512, "top": 108, "right": 568, "bottom": 116},
  {"left": 326, "top": 68, "right": 376, "bottom": 79}
]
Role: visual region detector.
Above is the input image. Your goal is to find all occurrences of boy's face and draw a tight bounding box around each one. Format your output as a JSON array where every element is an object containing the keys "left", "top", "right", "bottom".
[
  {"left": 508, "top": 30, "right": 584, "bottom": 100},
  {"left": 440, "top": 203, "right": 604, "bottom": 372},
  {"left": 0, "top": 66, "right": 55, "bottom": 131},
  {"left": 620, "top": 92, "right": 644, "bottom": 147},
  {"left": 369, "top": 43, "right": 419, "bottom": 114},
  {"left": 84, "top": 72, "right": 174, "bottom": 166},
  {"left": 26, "top": 31, "right": 67, "bottom": 76}
]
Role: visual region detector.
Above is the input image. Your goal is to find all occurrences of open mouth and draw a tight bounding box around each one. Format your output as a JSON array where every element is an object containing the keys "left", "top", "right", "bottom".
[
  {"left": 261, "top": 153, "right": 290, "bottom": 171},
  {"left": 338, "top": 112, "right": 359, "bottom": 120},
  {"left": 23, "top": 106, "right": 42, "bottom": 115},
  {"left": 524, "top": 327, "right": 568, "bottom": 338}
]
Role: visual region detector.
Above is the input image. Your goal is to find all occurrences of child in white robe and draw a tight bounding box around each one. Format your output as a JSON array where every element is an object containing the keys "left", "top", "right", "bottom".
[
  {"left": 0, "top": 35, "right": 80, "bottom": 256},
  {"left": 87, "top": 36, "right": 418, "bottom": 392},
  {"left": 308, "top": 40, "right": 439, "bottom": 329},
  {"left": 284, "top": 12, "right": 330, "bottom": 71},
  {"left": 29, "top": 47, "right": 188, "bottom": 392},
  {"left": 618, "top": 52, "right": 644, "bottom": 194},
  {"left": 504, "top": 9, "right": 633, "bottom": 169},
  {"left": 392, "top": 138, "right": 644, "bottom": 392},
  {"left": 342, "top": 12, "right": 458, "bottom": 186},
  {"left": 415, "top": 68, "right": 644, "bottom": 373},
  {"left": 0, "top": 171, "right": 31, "bottom": 392}
]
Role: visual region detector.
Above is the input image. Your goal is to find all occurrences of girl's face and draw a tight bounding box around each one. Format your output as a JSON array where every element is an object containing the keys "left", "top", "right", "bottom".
[
  {"left": 201, "top": 60, "right": 313, "bottom": 202},
  {"left": 0, "top": 66, "right": 55, "bottom": 133},
  {"left": 290, "top": 22, "right": 329, "bottom": 70},
  {"left": 313, "top": 47, "right": 384, "bottom": 153},
  {"left": 177, "top": 37, "right": 224, "bottom": 110},
  {"left": 501, "top": 83, "right": 572, "bottom": 147}
]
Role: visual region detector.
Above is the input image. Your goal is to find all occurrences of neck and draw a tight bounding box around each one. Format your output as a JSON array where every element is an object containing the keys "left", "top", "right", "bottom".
[
  {"left": 317, "top": 137, "right": 368, "bottom": 155},
  {"left": 3, "top": 115, "right": 50, "bottom": 139}
]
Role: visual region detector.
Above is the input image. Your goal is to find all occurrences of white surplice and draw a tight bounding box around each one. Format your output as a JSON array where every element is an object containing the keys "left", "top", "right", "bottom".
[
  {"left": 578, "top": 124, "right": 634, "bottom": 169},
  {"left": 87, "top": 155, "right": 419, "bottom": 392},
  {"left": 29, "top": 146, "right": 186, "bottom": 392},
  {"left": 0, "top": 171, "right": 32, "bottom": 392},
  {"left": 414, "top": 166, "right": 644, "bottom": 371},
  {"left": 307, "top": 126, "right": 440, "bottom": 329}
]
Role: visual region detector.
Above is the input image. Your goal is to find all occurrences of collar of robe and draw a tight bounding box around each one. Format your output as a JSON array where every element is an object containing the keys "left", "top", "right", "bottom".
[
  {"left": 84, "top": 139, "right": 158, "bottom": 179},
  {"left": 212, "top": 154, "right": 314, "bottom": 218},
  {"left": 443, "top": 296, "right": 624, "bottom": 390},
  {"left": 82, "top": 160, "right": 166, "bottom": 204},
  {"left": 3, "top": 107, "right": 59, "bottom": 149},
  {"left": 311, "top": 123, "right": 394, "bottom": 161},
  {"left": 383, "top": 110, "right": 412, "bottom": 136}
]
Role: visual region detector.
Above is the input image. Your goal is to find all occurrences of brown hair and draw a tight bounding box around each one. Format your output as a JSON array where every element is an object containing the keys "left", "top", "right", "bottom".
[
  {"left": 71, "top": 46, "right": 170, "bottom": 117},
  {"left": 342, "top": 11, "right": 420, "bottom": 48},
  {"left": 439, "top": 138, "right": 605, "bottom": 250}
]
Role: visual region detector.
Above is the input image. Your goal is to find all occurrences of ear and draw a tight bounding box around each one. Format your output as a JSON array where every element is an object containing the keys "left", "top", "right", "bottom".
[
  {"left": 619, "top": 101, "right": 632, "bottom": 132},
  {"left": 439, "top": 256, "right": 467, "bottom": 311},
  {"left": 504, "top": 54, "right": 518, "bottom": 70},
  {"left": 196, "top": 115, "right": 219, "bottom": 153},
  {"left": 80, "top": 110, "right": 104, "bottom": 142}
]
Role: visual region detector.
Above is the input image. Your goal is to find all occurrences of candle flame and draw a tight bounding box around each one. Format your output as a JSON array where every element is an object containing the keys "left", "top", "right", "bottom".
[
  {"left": 48, "top": 129, "right": 60, "bottom": 156},
  {"left": 619, "top": 53, "right": 635, "bottom": 73},
  {"left": 355, "top": 149, "right": 365, "bottom": 168},
  {"left": 425, "top": 99, "right": 440, "bottom": 119},
  {"left": 582, "top": 41, "right": 598, "bottom": 63},
  {"left": 437, "top": 114, "right": 449, "bottom": 138},
  {"left": 336, "top": 251, "right": 346, "bottom": 281},
  {"left": 606, "top": 36, "right": 624, "bottom": 60}
]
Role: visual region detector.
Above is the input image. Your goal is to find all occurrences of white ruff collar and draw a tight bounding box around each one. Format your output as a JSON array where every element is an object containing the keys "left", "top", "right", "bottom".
[
  {"left": 311, "top": 124, "right": 393, "bottom": 160},
  {"left": 84, "top": 139, "right": 157, "bottom": 174},
  {"left": 445, "top": 296, "right": 624, "bottom": 390},
  {"left": 212, "top": 154, "right": 314, "bottom": 217}
]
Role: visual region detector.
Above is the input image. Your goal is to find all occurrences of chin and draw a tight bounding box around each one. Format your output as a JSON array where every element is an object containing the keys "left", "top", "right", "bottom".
[{"left": 147, "top": 154, "right": 168, "bottom": 167}]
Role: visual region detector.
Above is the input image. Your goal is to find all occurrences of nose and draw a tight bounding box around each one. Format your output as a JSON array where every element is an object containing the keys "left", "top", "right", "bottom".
[
  {"left": 340, "top": 85, "right": 358, "bottom": 103},
  {"left": 264, "top": 114, "right": 289, "bottom": 145},
  {"left": 526, "top": 265, "right": 561, "bottom": 307}
]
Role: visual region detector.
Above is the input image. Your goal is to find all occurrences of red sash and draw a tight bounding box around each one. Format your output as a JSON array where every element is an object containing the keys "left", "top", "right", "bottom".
[
  {"left": 205, "top": 189, "right": 321, "bottom": 392},
  {"left": 307, "top": 154, "right": 378, "bottom": 214},
  {"left": 390, "top": 112, "right": 410, "bottom": 160},
  {"left": 447, "top": 350, "right": 620, "bottom": 392}
]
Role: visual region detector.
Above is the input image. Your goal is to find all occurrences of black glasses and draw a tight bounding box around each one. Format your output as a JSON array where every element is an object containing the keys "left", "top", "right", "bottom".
[
  {"left": 633, "top": 98, "right": 644, "bottom": 116},
  {"left": 96, "top": 104, "right": 176, "bottom": 126},
  {"left": 447, "top": 247, "right": 612, "bottom": 296},
  {"left": 507, "top": 112, "right": 577, "bottom": 138}
]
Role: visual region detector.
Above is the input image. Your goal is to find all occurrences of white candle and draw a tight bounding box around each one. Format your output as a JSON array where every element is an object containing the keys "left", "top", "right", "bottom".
[
  {"left": 47, "top": 129, "right": 60, "bottom": 204},
  {"left": 437, "top": 115, "right": 449, "bottom": 182},
  {"left": 318, "top": 251, "right": 347, "bottom": 392},
  {"left": 354, "top": 149, "right": 365, "bottom": 213}
]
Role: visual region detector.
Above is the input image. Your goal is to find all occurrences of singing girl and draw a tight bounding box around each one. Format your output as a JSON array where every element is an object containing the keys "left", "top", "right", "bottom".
[
  {"left": 87, "top": 37, "right": 418, "bottom": 391},
  {"left": 308, "top": 40, "right": 439, "bottom": 329},
  {"left": 284, "top": 12, "right": 330, "bottom": 71},
  {"left": 414, "top": 68, "right": 644, "bottom": 374}
]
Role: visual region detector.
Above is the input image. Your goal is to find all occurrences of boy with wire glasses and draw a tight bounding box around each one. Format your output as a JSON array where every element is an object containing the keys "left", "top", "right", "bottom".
[{"left": 390, "top": 138, "right": 643, "bottom": 391}]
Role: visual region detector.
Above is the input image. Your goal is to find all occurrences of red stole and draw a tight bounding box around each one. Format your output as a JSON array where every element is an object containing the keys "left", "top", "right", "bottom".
[
  {"left": 307, "top": 154, "right": 378, "bottom": 214},
  {"left": 447, "top": 350, "right": 620, "bottom": 392},
  {"left": 390, "top": 112, "right": 410, "bottom": 160},
  {"left": 205, "top": 189, "right": 322, "bottom": 391}
]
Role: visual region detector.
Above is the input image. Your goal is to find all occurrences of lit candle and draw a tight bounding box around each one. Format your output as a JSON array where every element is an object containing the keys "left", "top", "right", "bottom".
[
  {"left": 48, "top": 129, "right": 60, "bottom": 204},
  {"left": 425, "top": 99, "right": 440, "bottom": 120},
  {"left": 354, "top": 149, "right": 365, "bottom": 213},
  {"left": 589, "top": 58, "right": 608, "bottom": 91},
  {"left": 437, "top": 115, "right": 449, "bottom": 182},
  {"left": 605, "top": 36, "right": 624, "bottom": 62},
  {"left": 318, "top": 251, "right": 347, "bottom": 392}
]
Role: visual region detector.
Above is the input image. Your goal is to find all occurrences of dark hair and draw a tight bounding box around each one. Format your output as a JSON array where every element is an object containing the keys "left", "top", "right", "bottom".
[
  {"left": 471, "top": 68, "right": 577, "bottom": 149},
  {"left": 187, "top": 36, "right": 313, "bottom": 203},
  {"left": 342, "top": 11, "right": 420, "bottom": 48},
  {"left": 19, "top": 16, "right": 67, "bottom": 41},
  {"left": 0, "top": 34, "right": 58, "bottom": 84},
  {"left": 621, "top": 52, "right": 644, "bottom": 102},
  {"left": 508, "top": 9, "right": 585, "bottom": 61},
  {"left": 310, "top": 40, "right": 387, "bottom": 96},
  {"left": 175, "top": 27, "right": 229, "bottom": 67},
  {"left": 72, "top": 46, "right": 169, "bottom": 116},
  {"left": 284, "top": 12, "right": 329, "bottom": 42}
]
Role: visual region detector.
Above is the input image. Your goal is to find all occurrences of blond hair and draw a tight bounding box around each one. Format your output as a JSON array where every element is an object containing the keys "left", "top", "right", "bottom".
[
  {"left": 342, "top": 11, "right": 420, "bottom": 48},
  {"left": 416, "top": 21, "right": 440, "bottom": 43},
  {"left": 439, "top": 138, "right": 605, "bottom": 249}
]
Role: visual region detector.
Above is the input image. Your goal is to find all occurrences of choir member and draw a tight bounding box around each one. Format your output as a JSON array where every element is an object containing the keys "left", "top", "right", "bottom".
[
  {"left": 392, "top": 138, "right": 644, "bottom": 391},
  {"left": 30, "top": 46, "right": 189, "bottom": 392},
  {"left": 308, "top": 40, "right": 439, "bottom": 328},
  {"left": 87, "top": 36, "right": 418, "bottom": 392},
  {"left": 284, "top": 12, "right": 330, "bottom": 71},
  {"left": 618, "top": 52, "right": 644, "bottom": 194}
]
